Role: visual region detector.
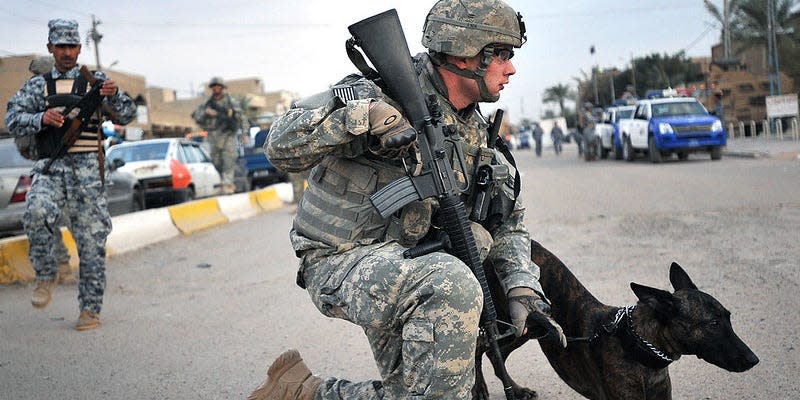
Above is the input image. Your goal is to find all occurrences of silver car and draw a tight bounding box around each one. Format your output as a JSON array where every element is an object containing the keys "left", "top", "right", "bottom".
[{"left": 0, "top": 137, "right": 142, "bottom": 238}]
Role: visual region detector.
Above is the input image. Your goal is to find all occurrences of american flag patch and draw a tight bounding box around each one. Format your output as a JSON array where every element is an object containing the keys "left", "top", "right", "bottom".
[{"left": 332, "top": 85, "right": 358, "bottom": 103}]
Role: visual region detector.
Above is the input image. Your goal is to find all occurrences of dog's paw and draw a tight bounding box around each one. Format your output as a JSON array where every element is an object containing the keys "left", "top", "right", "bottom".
[{"left": 513, "top": 386, "right": 538, "bottom": 400}]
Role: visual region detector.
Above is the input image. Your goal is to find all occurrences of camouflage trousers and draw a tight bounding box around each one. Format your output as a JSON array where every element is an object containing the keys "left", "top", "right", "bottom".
[
  {"left": 302, "top": 242, "right": 483, "bottom": 399},
  {"left": 207, "top": 129, "right": 238, "bottom": 186},
  {"left": 24, "top": 153, "right": 112, "bottom": 313}
]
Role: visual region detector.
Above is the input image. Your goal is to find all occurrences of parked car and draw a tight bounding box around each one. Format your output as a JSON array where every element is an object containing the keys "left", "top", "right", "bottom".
[
  {"left": 0, "top": 137, "right": 141, "bottom": 238},
  {"left": 106, "top": 138, "right": 222, "bottom": 207}
]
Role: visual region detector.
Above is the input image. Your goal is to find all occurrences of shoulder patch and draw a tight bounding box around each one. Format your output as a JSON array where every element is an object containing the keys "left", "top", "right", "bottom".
[{"left": 331, "top": 85, "right": 358, "bottom": 103}]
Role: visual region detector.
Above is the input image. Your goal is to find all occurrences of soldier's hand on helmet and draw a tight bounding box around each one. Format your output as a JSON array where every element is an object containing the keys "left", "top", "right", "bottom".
[
  {"left": 508, "top": 287, "right": 567, "bottom": 348},
  {"left": 100, "top": 80, "right": 119, "bottom": 97},
  {"left": 205, "top": 107, "right": 219, "bottom": 117},
  {"left": 368, "top": 100, "right": 417, "bottom": 159},
  {"left": 42, "top": 109, "right": 65, "bottom": 128}
]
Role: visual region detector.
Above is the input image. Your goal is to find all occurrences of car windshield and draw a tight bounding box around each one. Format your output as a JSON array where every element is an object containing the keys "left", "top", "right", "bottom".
[
  {"left": 107, "top": 142, "right": 169, "bottom": 162},
  {"left": 0, "top": 142, "right": 34, "bottom": 168},
  {"left": 652, "top": 101, "right": 707, "bottom": 117},
  {"left": 616, "top": 109, "right": 634, "bottom": 121}
]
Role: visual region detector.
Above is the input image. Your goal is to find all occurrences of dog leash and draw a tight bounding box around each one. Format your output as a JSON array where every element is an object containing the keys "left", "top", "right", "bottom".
[{"left": 566, "top": 306, "right": 629, "bottom": 344}]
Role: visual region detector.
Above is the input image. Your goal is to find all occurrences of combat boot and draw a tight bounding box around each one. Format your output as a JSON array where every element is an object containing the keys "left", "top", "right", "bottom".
[
  {"left": 248, "top": 349, "right": 322, "bottom": 400},
  {"left": 75, "top": 310, "right": 100, "bottom": 331},
  {"left": 31, "top": 279, "right": 57, "bottom": 308},
  {"left": 57, "top": 261, "right": 76, "bottom": 284}
]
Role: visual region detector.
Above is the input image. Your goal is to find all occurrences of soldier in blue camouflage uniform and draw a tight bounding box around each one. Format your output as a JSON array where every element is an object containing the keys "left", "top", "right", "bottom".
[
  {"left": 249, "top": 1, "right": 566, "bottom": 399},
  {"left": 5, "top": 19, "right": 136, "bottom": 331},
  {"left": 192, "top": 77, "right": 244, "bottom": 194}
]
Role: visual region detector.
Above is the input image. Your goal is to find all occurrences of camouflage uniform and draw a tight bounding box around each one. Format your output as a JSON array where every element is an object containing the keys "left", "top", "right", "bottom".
[
  {"left": 5, "top": 58, "right": 136, "bottom": 314},
  {"left": 192, "top": 89, "right": 244, "bottom": 190},
  {"left": 267, "top": 48, "right": 541, "bottom": 397}
]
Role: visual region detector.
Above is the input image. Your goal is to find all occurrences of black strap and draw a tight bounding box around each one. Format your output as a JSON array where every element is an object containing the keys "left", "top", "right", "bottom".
[
  {"left": 494, "top": 136, "right": 521, "bottom": 200},
  {"left": 43, "top": 72, "right": 89, "bottom": 96},
  {"left": 345, "top": 38, "right": 380, "bottom": 81}
]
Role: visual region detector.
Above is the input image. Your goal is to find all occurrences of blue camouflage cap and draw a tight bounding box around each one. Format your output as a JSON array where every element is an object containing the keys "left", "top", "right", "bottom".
[{"left": 48, "top": 19, "right": 81, "bottom": 45}]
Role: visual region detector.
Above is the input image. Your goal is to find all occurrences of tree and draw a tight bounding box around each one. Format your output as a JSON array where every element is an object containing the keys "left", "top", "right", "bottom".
[
  {"left": 704, "top": 0, "right": 743, "bottom": 59},
  {"left": 542, "top": 83, "right": 574, "bottom": 117}
]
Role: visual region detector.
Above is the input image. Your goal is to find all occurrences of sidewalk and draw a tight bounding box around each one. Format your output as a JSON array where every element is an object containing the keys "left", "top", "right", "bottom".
[{"left": 723, "top": 136, "right": 800, "bottom": 160}]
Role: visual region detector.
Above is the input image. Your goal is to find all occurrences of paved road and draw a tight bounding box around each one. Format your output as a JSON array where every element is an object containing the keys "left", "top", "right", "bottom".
[{"left": 1, "top": 142, "right": 798, "bottom": 399}]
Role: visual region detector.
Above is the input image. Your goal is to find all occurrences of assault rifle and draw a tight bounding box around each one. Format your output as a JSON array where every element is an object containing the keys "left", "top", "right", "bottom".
[
  {"left": 207, "top": 97, "right": 238, "bottom": 132},
  {"left": 42, "top": 65, "right": 105, "bottom": 175},
  {"left": 348, "top": 10, "right": 519, "bottom": 399}
]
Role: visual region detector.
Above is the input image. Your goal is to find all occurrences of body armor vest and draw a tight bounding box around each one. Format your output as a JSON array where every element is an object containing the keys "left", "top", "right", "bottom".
[
  {"left": 293, "top": 156, "right": 409, "bottom": 249},
  {"left": 36, "top": 72, "right": 101, "bottom": 157}
]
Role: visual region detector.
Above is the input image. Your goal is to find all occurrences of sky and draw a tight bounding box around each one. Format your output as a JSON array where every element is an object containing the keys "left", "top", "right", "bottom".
[{"left": 0, "top": 0, "right": 726, "bottom": 123}]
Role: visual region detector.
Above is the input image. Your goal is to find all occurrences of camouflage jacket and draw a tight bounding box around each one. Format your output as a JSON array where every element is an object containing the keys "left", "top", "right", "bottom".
[
  {"left": 5, "top": 65, "right": 136, "bottom": 137},
  {"left": 191, "top": 94, "right": 244, "bottom": 134},
  {"left": 267, "top": 53, "right": 542, "bottom": 296}
]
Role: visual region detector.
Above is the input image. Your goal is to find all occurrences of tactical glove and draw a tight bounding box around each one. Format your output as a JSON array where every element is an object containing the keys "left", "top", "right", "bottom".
[
  {"left": 508, "top": 287, "right": 567, "bottom": 348},
  {"left": 368, "top": 100, "right": 417, "bottom": 159}
]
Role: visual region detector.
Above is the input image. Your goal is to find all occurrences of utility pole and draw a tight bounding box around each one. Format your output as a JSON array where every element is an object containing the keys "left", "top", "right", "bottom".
[
  {"left": 630, "top": 53, "right": 637, "bottom": 96},
  {"left": 88, "top": 14, "right": 103, "bottom": 69},
  {"left": 766, "top": 0, "right": 782, "bottom": 95}
]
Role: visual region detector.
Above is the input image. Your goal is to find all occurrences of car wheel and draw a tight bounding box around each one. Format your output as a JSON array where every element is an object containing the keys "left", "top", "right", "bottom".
[
  {"left": 677, "top": 151, "right": 689, "bottom": 160},
  {"left": 710, "top": 146, "right": 722, "bottom": 160},
  {"left": 648, "top": 136, "right": 662, "bottom": 163},
  {"left": 183, "top": 186, "right": 196, "bottom": 203},
  {"left": 133, "top": 188, "right": 145, "bottom": 211},
  {"left": 623, "top": 137, "right": 635, "bottom": 162}
]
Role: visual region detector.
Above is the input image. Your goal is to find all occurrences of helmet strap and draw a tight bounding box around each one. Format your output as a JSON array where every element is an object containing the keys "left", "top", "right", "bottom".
[{"left": 434, "top": 47, "right": 499, "bottom": 103}]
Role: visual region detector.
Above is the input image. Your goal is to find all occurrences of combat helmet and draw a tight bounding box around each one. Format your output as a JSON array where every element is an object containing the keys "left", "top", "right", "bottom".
[
  {"left": 422, "top": 0, "right": 526, "bottom": 102},
  {"left": 208, "top": 77, "right": 226, "bottom": 88},
  {"left": 422, "top": 0, "right": 525, "bottom": 58}
]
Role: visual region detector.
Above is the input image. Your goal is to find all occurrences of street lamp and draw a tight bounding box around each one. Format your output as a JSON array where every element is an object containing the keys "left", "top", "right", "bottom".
[{"left": 590, "top": 45, "right": 599, "bottom": 105}]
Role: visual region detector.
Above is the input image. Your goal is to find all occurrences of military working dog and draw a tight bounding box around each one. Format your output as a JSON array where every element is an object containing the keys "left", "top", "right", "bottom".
[{"left": 473, "top": 240, "right": 759, "bottom": 400}]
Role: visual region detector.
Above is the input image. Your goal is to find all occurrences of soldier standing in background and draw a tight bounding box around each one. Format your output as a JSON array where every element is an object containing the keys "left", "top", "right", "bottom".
[
  {"left": 250, "top": 1, "right": 565, "bottom": 399},
  {"left": 5, "top": 19, "right": 137, "bottom": 330},
  {"left": 192, "top": 77, "right": 244, "bottom": 194}
]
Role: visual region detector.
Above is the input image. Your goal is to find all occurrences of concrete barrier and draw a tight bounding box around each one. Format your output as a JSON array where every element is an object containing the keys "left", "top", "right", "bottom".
[
  {"left": 0, "top": 185, "right": 286, "bottom": 284},
  {"left": 168, "top": 198, "right": 229, "bottom": 235}
]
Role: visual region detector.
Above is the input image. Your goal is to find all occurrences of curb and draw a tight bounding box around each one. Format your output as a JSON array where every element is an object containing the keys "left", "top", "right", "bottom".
[
  {"left": 722, "top": 150, "right": 765, "bottom": 159},
  {"left": 0, "top": 184, "right": 288, "bottom": 285}
]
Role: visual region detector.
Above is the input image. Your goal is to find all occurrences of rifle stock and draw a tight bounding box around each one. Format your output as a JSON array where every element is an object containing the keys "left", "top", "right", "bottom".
[{"left": 349, "top": 10, "right": 518, "bottom": 399}]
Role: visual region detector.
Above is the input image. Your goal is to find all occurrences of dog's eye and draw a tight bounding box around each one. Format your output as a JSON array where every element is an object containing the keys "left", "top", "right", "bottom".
[{"left": 708, "top": 319, "right": 720, "bottom": 328}]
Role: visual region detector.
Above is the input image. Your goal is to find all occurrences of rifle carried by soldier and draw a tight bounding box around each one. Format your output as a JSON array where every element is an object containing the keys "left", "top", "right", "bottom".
[
  {"left": 348, "top": 9, "right": 519, "bottom": 400},
  {"left": 206, "top": 96, "right": 238, "bottom": 132},
  {"left": 42, "top": 65, "right": 107, "bottom": 179}
]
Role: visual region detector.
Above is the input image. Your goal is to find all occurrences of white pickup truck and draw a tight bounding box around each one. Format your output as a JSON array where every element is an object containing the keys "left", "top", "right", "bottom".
[
  {"left": 595, "top": 105, "right": 635, "bottom": 160},
  {"left": 617, "top": 97, "right": 727, "bottom": 163}
]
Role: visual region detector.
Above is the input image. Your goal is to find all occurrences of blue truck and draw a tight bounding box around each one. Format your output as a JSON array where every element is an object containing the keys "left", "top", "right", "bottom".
[
  {"left": 617, "top": 96, "right": 727, "bottom": 163},
  {"left": 236, "top": 129, "right": 288, "bottom": 191}
]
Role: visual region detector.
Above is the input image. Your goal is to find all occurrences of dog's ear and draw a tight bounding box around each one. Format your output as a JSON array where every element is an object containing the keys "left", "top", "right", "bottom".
[
  {"left": 669, "top": 262, "right": 698, "bottom": 291},
  {"left": 630, "top": 282, "right": 679, "bottom": 320}
]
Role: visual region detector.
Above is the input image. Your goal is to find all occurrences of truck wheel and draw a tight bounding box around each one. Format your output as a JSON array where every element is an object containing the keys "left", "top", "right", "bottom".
[
  {"left": 710, "top": 146, "right": 722, "bottom": 160},
  {"left": 623, "top": 137, "right": 635, "bottom": 162},
  {"left": 599, "top": 140, "right": 609, "bottom": 159},
  {"left": 648, "top": 136, "right": 662, "bottom": 163}
]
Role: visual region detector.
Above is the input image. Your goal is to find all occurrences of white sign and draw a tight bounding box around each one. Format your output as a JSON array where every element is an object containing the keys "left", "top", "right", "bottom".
[{"left": 766, "top": 94, "right": 798, "bottom": 118}]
